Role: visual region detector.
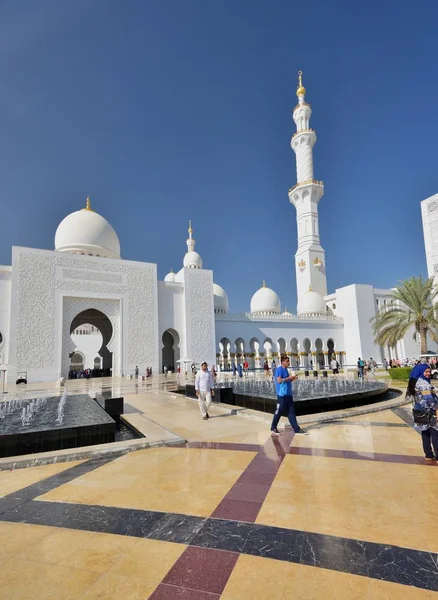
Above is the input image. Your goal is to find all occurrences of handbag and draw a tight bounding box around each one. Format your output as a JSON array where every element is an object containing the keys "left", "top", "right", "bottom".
[{"left": 412, "top": 407, "right": 434, "bottom": 425}]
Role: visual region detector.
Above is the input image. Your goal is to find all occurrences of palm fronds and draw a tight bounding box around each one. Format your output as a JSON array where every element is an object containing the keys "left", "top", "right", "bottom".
[{"left": 371, "top": 276, "right": 438, "bottom": 353}]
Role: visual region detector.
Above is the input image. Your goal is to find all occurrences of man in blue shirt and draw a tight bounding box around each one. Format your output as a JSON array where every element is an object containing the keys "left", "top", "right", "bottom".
[{"left": 271, "top": 355, "right": 308, "bottom": 436}]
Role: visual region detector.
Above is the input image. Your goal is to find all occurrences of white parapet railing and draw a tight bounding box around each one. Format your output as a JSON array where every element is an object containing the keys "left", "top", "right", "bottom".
[{"left": 215, "top": 312, "right": 343, "bottom": 323}]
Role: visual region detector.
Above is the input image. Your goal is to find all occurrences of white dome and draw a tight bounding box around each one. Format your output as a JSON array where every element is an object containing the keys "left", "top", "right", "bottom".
[
  {"left": 297, "top": 289, "right": 326, "bottom": 315},
  {"left": 164, "top": 271, "right": 176, "bottom": 282},
  {"left": 55, "top": 204, "right": 120, "bottom": 259},
  {"left": 282, "top": 309, "right": 293, "bottom": 317},
  {"left": 213, "top": 283, "right": 229, "bottom": 313},
  {"left": 250, "top": 284, "right": 281, "bottom": 315},
  {"left": 183, "top": 251, "right": 202, "bottom": 269}
]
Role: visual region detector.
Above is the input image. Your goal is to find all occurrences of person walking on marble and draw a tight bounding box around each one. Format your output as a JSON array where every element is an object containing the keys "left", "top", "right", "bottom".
[
  {"left": 271, "top": 355, "right": 308, "bottom": 436},
  {"left": 195, "top": 362, "right": 215, "bottom": 420}
]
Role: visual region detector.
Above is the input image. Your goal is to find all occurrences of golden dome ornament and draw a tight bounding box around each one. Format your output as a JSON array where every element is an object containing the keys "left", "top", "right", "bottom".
[{"left": 296, "top": 70, "right": 306, "bottom": 97}]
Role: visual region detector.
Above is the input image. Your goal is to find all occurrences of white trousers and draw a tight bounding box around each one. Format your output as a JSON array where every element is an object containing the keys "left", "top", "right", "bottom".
[{"left": 198, "top": 391, "right": 212, "bottom": 417}]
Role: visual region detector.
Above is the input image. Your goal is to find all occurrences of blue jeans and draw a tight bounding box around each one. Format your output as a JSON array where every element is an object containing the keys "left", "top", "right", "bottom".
[{"left": 271, "top": 395, "right": 300, "bottom": 432}]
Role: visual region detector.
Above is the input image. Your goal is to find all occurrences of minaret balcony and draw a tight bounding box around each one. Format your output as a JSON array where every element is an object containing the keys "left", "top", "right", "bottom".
[
  {"left": 292, "top": 128, "right": 315, "bottom": 139},
  {"left": 288, "top": 179, "right": 324, "bottom": 194},
  {"left": 293, "top": 102, "right": 311, "bottom": 110}
]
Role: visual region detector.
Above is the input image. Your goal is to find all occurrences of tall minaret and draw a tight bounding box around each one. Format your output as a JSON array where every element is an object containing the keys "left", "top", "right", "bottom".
[{"left": 288, "top": 71, "right": 327, "bottom": 312}]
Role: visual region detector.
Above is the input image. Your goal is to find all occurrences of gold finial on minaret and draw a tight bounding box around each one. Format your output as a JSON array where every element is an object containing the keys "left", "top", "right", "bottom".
[
  {"left": 84, "top": 196, "right": 92, "bottom": 211},
  {"left": 263, "top": 280, "right": 266, "bottom": 288},
  {"left": 296, "top": 70, "right": 306, "bottom": 97},
  {"left": 308, "top": 284, "right": 312, "bottom": 292},
  {"left": 188, "top": 219, "right": 193, "bottom": 238}
]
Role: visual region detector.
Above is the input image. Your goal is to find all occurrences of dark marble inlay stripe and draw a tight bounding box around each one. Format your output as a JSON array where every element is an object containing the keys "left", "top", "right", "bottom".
[
  {"left": 3, "top": 456, "right": 116, "bottom": 503},
  {"left": 1, "top": 499, "right": 206, "bottom": 543},
  {"left": 150, "top": 584, "right": 220, "bottom": 599},
  {"left": 211, "top": 432, "right": 295, "bottom": 522},
  {"left": 161, "top": 546, "right": 238, "bottom": 595},
  {"left": 0, "top": 501, "right": 436, "bottom": 591},
  {"left": 240, "top": 523, "right": 438, "bottom": 591}
]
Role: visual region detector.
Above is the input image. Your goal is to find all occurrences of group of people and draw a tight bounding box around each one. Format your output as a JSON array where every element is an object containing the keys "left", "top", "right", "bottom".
[
  {"left": 356, "top": 357, "right": 378, "bottom": 378},
  {"left": 68, "top": 368, "right": 92, "bottom": 379},
  {"left": 192, "top": 353, "right": 438, "bottom": 461},
  {"left": 134, "top": 366, "right": 153, "bottom": 378},
  {"left": 263, "top": 360, "right": 277, "bottom": 379},
  {"left": 194, "top": 355, "right": 308, "bottom": 436},
  {"left": 68, "top": 367, "right": 108, "bottom": 379},
  {"left": 385, "top": 357, "right": 438, "bottom": 369}
]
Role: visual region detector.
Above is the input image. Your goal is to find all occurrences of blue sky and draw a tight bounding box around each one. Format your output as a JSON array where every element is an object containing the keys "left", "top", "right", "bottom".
[{"left": 1, "top": 0, "right": 437, "bottom": 311}]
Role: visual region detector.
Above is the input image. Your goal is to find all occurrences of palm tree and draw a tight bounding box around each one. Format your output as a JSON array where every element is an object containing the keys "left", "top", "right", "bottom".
[{"left": 371, "top": 276, "right": 438, "bottom": 354}]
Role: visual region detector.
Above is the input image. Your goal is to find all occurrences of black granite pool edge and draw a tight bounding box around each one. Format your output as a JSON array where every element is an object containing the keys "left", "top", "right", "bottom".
[
  {"left": 178, "top": 383, "right": 395, "bottom": 417},
  {"left": 0, "top": 500, "right": 436, "bottom": 591}
]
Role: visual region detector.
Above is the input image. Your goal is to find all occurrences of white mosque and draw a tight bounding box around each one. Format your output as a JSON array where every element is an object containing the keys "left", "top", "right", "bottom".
[{"left": 0, "top": 73, "right": 420, "bottom": 383}]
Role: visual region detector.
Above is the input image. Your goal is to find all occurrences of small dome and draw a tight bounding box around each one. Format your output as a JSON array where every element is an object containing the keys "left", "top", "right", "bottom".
[
  {"left": 55, "top": 199, "right": 120, "bottom": 259},
  {"left": 250, "top": 282, "right": 281, "bottom": 315},
  {"left": 282, "top": 307, "right": 293, "bottom": 317},
  {"left": 164, "top": 270, "right": 176, "bottom": 282},
  {"left": 297, "top": 288, "right": 326, "bottom": 315},
  {"left": 183, "top": 251, "right": 202, "bottom": 269},
  {"left": 213, "top": 283, "right": 228, "bottom": 313}
]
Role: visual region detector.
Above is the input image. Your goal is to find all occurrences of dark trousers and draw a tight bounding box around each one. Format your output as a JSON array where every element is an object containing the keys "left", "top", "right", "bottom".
[
  {"left": 421, "top": 427, "right": 438, "bottom": 459},
  {"left": 271, "top": 395, "right": 299, "bottom": 432}
]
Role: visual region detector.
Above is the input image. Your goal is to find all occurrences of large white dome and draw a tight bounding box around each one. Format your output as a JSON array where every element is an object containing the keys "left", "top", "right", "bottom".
[
  {"left": 250, "top": 283, "right": 281, "bottom": 315},
  {"left": 183, "top": 251, "right": 202, "bottom": 269},
  {"left": 213, "top": 283, "right": 229, "bottom": 313},
  {"left": 55, "top": 200, "right": 120, "bottom": 259},
  {"left": 297, "top": 289, "right": 326, "bottom": 315}
]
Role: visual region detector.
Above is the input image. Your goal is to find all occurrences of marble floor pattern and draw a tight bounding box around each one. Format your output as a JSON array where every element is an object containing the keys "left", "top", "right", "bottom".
[{"left": 0, "top": 378, "right": 437, "bottom": 598}]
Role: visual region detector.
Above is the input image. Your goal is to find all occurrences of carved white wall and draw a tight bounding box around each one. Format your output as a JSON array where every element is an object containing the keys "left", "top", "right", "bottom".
[
  {"left": 13, "top": 251, "right": 57, "bottom": 373},
  {"left": 182, "top": 268, "right": 215, "bottom": 365},
  {"left": 9, "top": 247, "right": 158, "bottom": 382},
  {"left": 421, "top": 193, "right": 438, "bottom": 285}
]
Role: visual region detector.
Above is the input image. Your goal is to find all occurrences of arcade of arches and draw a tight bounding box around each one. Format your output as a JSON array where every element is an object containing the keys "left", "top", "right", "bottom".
[
  {"left": 217, "top": 337, "right": 343, "bottom": 369},
  {"left": 69, "top": 309, "right": 113, "bottom": 377}
]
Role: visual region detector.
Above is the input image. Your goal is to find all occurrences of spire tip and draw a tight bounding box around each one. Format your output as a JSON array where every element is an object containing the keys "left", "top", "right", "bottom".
[{"left": 296, "top": 70, "right": 306, "bottom": 97}]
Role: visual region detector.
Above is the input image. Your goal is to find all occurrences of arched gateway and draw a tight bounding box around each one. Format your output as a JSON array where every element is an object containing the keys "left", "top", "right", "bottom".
[
  {"left": 162, "top": 329, "right": 180, "bottom": 373},
  {"left": 61, "top": 298, "right": 120, "bottom": 380},
  {"left": 69, "top": 309, "right": 113, "bottom": 376}
]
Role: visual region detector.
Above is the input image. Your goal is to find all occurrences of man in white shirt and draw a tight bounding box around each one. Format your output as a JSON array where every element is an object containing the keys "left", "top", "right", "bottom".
[{"left": 195, "top": 362, "right": 215, "bottom": 420}]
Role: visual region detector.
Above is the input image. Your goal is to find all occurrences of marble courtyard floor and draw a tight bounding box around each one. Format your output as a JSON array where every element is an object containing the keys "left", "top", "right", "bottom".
[{"left": 0, "top": 376, "right": 437, "bottom": 598}]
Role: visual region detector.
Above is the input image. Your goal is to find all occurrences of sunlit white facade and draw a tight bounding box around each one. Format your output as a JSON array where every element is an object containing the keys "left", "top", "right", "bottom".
[{"left": 0, "top": 76, "right": 424, "bottom": 383}]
